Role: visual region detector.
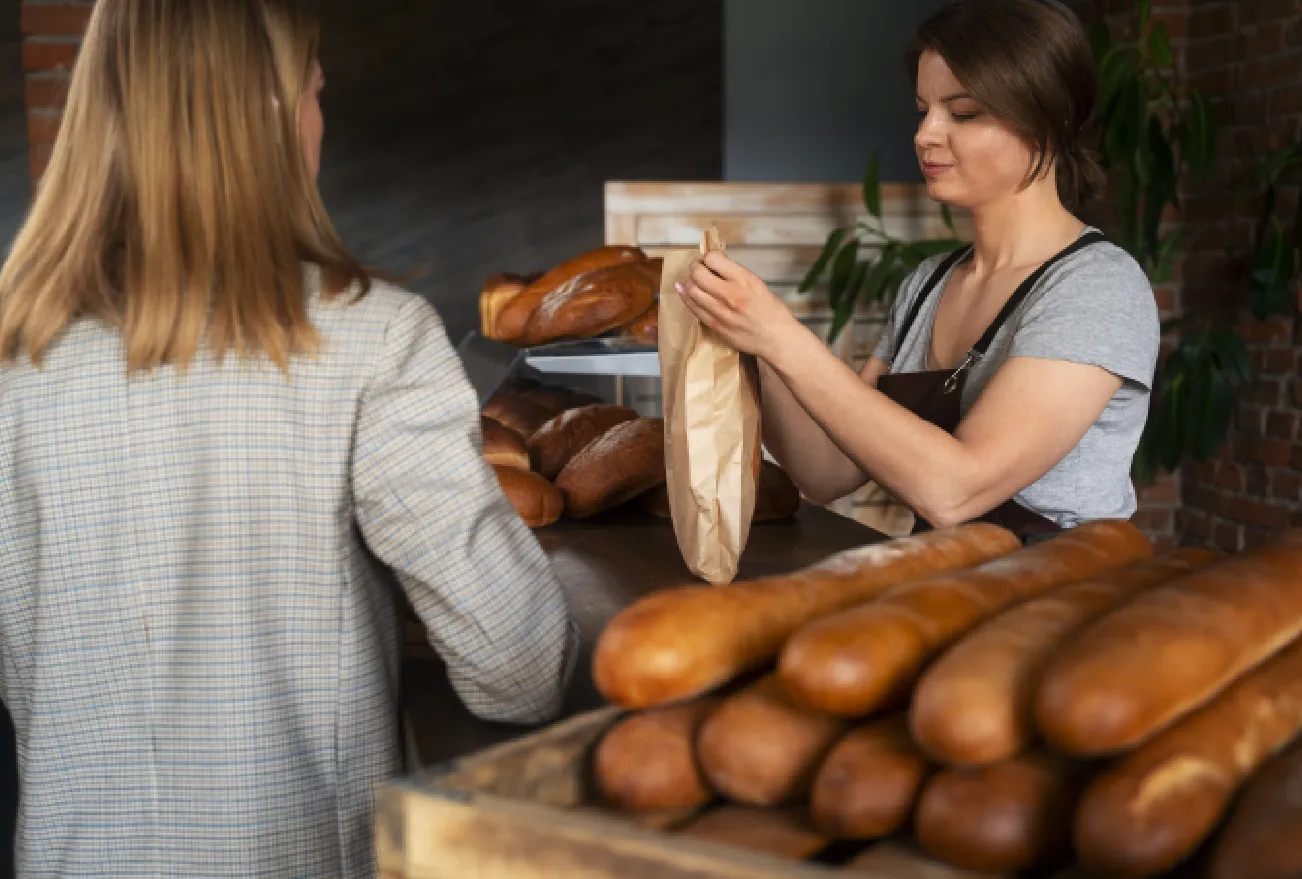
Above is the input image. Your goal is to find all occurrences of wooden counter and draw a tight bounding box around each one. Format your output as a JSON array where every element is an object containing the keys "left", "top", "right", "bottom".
[{"left": 401, "top": 504, "right": 884, "bottom": 767}]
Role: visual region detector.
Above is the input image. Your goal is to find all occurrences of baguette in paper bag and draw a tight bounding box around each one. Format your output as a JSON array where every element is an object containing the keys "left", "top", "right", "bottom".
[{"left": 658, "top": 228, "right": 762, "bottom": 585}]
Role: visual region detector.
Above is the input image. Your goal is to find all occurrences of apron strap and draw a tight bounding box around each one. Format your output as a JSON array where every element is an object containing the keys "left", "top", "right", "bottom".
[{"left": 893, "top": 244, "right": 973, "bottom": 354}]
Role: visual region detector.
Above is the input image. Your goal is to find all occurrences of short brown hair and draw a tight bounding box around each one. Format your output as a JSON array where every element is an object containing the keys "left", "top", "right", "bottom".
[{"left": 906, "top": 0, "right": 1105, "bottom": 210}]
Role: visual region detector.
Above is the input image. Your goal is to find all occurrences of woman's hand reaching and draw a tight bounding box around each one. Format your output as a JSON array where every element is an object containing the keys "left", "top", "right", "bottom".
[{"left": 675, "top": 250, "right": 807, "bottom": 363}]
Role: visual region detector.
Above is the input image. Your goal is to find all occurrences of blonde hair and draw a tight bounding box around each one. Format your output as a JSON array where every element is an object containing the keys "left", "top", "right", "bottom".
[{"left": 0, "top": 0, "right": 369, "bottom": 373}]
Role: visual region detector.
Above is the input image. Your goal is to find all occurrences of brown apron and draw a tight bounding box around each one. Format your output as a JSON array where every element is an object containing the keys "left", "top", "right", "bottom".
[{"left": 874, "top": 230, "right": 1108, "bottom": 544}]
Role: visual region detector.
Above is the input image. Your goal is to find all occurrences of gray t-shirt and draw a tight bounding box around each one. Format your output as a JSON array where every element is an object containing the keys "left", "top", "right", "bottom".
[{"left": 871, "top": 230, "right": 1159, "bottom": 527}]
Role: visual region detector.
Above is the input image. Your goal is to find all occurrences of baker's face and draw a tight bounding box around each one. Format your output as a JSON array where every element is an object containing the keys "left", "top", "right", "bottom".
[
  {"left": 913, "top": 50, "right": 1038, "bottom": 209},
  {"left": 298, "top": 61, "right": 325, "bottom": 181}
]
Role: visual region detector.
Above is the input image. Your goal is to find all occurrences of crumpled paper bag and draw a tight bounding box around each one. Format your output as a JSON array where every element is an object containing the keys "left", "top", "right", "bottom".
[{"left": 657, "top": 227, "right": 762, "bottom": 585}]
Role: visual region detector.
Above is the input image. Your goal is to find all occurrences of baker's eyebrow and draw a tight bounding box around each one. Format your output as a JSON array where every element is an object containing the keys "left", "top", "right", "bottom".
[{"left": 917, "top": 92, "right": 974, "bottom": 103}]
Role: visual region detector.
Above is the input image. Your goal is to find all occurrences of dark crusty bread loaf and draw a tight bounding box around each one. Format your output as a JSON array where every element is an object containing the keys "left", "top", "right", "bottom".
[
  {"left": 555, "top": 417, "right": 665, "bottom": 519},
  {"left": 1073, "top": 632, "right": 1302, "bottom": 878},
  {"left": 916, "top": 752, "right": 1086, "bottom": 872},
  {"left": 780, "top": 520, "right": 1152, "bottom": 718},
  {"left": 1036, "top": 530, "right": 1302, "bottom": 756},
  {"left": 528, "top": 404, "right": 639, "bottom": 481},
  {"left": 482, "top": 393, "right": 556, "bottom": 441},
  {"left": 593, "top": 700, "right": 717, "bottom": 813},
  {"left": 517, "top": 385, "right": 604, "bottom": 416},
  {"left": 676, "top": 806, "right": 827, "bottom": 860},
  {"left": 495, "top": 245, "right": 646, "bottom": 345},
  {"left": 491, "top": 464, "right": 561, "bottom": 528},
  {"left": 480, "top": 416, "right": 530, "bottom": 470},
  {"left": 1209, "top": 737, "right": 1302, "bottom": 879},
  {"left": 519, "top": 260, "right": 659, "bottom": 347},
  {"left": 911, "top": 549, "right": 1219, "bottom": 767},
  {"left": 621, "top": 298, "right": 659, "bottom": 346},
  {"left": 810, "top": 715, "right": 932, "bottom": 840},
  {"left": 593, "top": 524, "right": 1020, "bottom": 710},
  {"left": 696, "top": 675, "right": 847, "bottom": 807},
  {"left": 480, "top": 271, "right": 541, "bottom": 340},
  {"left": 845, "top": 842, "right": 1008, "bottom": 878}
]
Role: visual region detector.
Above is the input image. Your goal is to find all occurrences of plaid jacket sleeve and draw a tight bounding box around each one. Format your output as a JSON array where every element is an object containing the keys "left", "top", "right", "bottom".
[{"left": 351, "top": 295, "right": 577, "bottom": 722}]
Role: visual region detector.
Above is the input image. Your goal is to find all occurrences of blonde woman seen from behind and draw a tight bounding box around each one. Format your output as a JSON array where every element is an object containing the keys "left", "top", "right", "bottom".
[{"left": 0, "top": 2, "right": 577, "bottom": 877}]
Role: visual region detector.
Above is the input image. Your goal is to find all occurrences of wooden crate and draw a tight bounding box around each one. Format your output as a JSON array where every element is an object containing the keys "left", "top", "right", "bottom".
[
  {"left": 602, "top": 180, "right": 973, "bottom": 527},
  {"left": 374, "top": 706, "right": 1006, "bottom": 879}
]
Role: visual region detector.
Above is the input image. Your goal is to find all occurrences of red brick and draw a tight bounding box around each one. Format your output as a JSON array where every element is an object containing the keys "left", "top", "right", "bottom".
[
  {"left": 1288, "top": 18, "right": 1302, "bottom": 46},
  {"left": 1241, "top": 56, "right": 1300, "bottom": 89},
  {"left": 1243, "top": 527, "right": 1281, "bottom": 550},
  {"left": 1189, "top": 66, "right": 1236, "bottom": 95},
  {"left": 28, "top": 142, "right": 51, "bottom": 179},
  {"left": 1138, "top": 475, "right": 1182, "bottom": 505},
  {"left": 21, "top": 3, "right": 94, "bottom": 36},
  {"left": 1227, "top": 496, "right": 1293, "bottom": 529},
  {"left": 1266, "top": 411, "right": 1298, "bottom": 441},
  {"left": 1246, "top": 462, "right": 1271, "bottom": 494},
  {"left": 1244, "top": 438, "right": 1293, "bottom": 465},
  {"left": 1238, "top": 0, "right": 1301, "bottom": 26},
  {"left": 1293, "top": 380, "right": 1302, "bottom": 409},
  {"left": 22, "top": 38, "right": 79, "bottom": 72},
  {"left": 1240, "top": 315, "right": 1294, "bottom": 344},
  {"left": 1231, "top": 95, "right": 1272, "bottom": 125},
  {"left": 25, "top": 72, "right": 69, "bottom": 110},
  {"left": 26, "top": 110, "right": 60, "bottom": 148},
  {"left": 1151, "top": 12, "right": 1189, "bottom": 40},
  {"left": 1213, "top": 461, "right": 1247, "bottom": 491},
  {"left": 1132, "top": 508, "right": 1175, "bottom": 534},
  {"left": 1271, "top": 468, "right": 1302, "bottom": 503},
  {"left": 1238, "top": 22, "right": 1285, "bottom": 55},
  {"left": 1269, "top": 86, "right": 1302, "bottom": 116},
  {"left": 1293, "top": 443, "right": 1302, "bottom": 470},
  {"left": 1264, "top": 348, "right": 1298, "bottom": 375},
  {"left": 1152, "top": 535, "right": 1178, "bottom": 554},
  {"left": 1249, "top": 379, "right": 1284, "bottom": 406},
  {"left": 1214, "top": 521, "right": 1243, "bottom": 553},
  {"left": 1153, "top": 285, "right": 1176, "bottom": 314},
  {"left": 1192, "top": 461, "right": 1220, "bottom": 485},
  {"left": 1184, "top": 484, "right": 1220, "bottom": 514},
  {"left": 1181, "top": 507, "right": 1213, "bottom": 540},
  {"left": 1238, "top": 404, "right": 1266, "bottom": 435}
]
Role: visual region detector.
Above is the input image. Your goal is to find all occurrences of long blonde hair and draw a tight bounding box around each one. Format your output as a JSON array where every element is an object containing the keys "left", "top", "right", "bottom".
[{"left": 0, "top": 0, "right": 369, "bottom": 373}]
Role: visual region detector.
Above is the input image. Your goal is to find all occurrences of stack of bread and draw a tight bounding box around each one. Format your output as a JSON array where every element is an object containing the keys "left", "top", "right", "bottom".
[
  {"left": 480, "top": 376, "right": 801, "bottom": 529},
  {"left": 480, "top": 245, "right": 663, "bottom": 348},
  {"left": 587, "top": 521, "right": 1302, "bottom": 878}
]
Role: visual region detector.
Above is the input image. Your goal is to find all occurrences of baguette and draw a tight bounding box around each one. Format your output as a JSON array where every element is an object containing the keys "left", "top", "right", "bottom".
[
  {"left": 1036, "top": 530, "right": 1302, "bottom": 756},
  {"left": 528, "top": 404, "right": 638, "bottom": 481},
  {"left": 592, "top": 524, "right": 1020, "bottom": 710},
  {"left": 696, "top": 675, "right": 847, "bottom": 807},
  {"left": 480, "top": 415, "right": 530, "bottom": 470},
  {"left": 554, "top": 417, "right": 666, "bottom": 518},
  {"left": 810, "top": 715, "right": 932, "bottom": 840},
  {"left": 676, "top": 806, "right": 827, "bottom": 860},
  {"left": 780, "top": 520, "right": 1151, "bottom": 718},
  {"left": 593, "top": 700, "right": 717, "bottom": 813},
  {"left": 1073, "top": 633, "right": 1302, "bottom": 878},
  {"left": 520, "top": 260, "right": 659, "bottom": 347},
  {"left": 916, "top": 752, "right": 1086, "bottom": 872},
  {"left": 911, "top": 549, "right": 1219, "bottom": 766},
  {"left": 1209, "top": 738, "right": 1302, "bottom": 879},
  {"left": 494, "top": 245, "right": 645, "bottom": 344}
]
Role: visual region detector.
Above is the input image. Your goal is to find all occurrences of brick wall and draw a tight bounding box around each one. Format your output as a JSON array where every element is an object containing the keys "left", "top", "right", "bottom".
[
  {"left": 1174, "top": 0, "right": 1302, "bottom": 552},
  {"left": 20, "top": 1, "right": 87, "bottom": 178}
]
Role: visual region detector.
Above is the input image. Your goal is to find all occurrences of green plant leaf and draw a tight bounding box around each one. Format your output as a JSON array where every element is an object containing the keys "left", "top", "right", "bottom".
[
  {"left": 829, "top": 259, "right": 868, "bottom": 345},
  {"left": 1088, "top": 19, "right": 1112, "bottom": 63},
  {"left": 1147, "top": 21, "right": 1173, "bottom": 68},
  {"left": 1154, "top": 227, "right": 1183, "bottom": 283},
  {"left": 799, "top": 227, "right": 848, "bottom": 293},
  {"left": 1248, "top": 219, "right": 1296, "bottom": 319},
  {"left": 862, "top": 154, "right": 883, "bottom": 219},
  {"left": 827, "top": 238, "right": 860, "bottom": 312},
  {"left": 940, "top": 203, "right": 955, "bottom": 233},
  {"left": 1137, "top": 0, "right": 1152, "bottom": 35},
  {"left": 904, "top": 238, "right": 966, "bottom": 260},
  {"left": 1182, "top": 91, "right": 1215, "bottom": 179}
]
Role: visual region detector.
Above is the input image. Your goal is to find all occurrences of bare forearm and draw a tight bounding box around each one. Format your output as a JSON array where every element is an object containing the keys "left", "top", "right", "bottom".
[
  {"left": 758, "top": 357, "right": 867, "bottom": 504},
  {"left": 768, "top": 329, "right": 982, "bottom": 525}
]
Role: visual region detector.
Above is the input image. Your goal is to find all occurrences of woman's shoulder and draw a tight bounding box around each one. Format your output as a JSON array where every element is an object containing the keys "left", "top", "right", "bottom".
[
  {"left": 309, "top": 267, "right": 443, "bottom": 338},
  {"left": 1051, "top": 232, "right": 1153, "bottom": 298}
]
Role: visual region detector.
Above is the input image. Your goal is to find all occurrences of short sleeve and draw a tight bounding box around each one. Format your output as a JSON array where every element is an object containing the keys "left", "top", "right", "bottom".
[
  {"left": 351, "top": 294, "right": 578, "bottom": 724},
  {"left": 1008, "top": 245, "right": 1160, "bottom": 391}
]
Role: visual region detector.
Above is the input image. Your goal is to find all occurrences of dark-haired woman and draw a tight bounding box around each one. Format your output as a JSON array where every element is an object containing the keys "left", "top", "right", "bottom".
[{"left": 679, "top": 0, "right": 1158, "bottom": 541}]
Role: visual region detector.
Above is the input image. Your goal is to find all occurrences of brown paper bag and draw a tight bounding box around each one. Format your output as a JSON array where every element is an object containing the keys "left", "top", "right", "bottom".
[{"left": 658, "top": 227, "right": 762, "bottom": 585}]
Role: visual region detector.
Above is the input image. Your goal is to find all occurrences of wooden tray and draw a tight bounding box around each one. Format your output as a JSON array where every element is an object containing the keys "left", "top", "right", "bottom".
[{"left": 374, "top": 706, "right": 1006, "bottom": 879}]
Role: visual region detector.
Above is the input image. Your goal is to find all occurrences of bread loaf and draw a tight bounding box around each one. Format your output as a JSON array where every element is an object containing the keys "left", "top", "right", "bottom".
[
  {"left": 491, "top": 464, "right": 562, "bottom": 528},
  {"left": 640, "top": 458, "right": 801, "bottom": 522},
  {"left": 911, "top": 549, "right": 1219, "bottom": 766},
  {"left": 696, "top": 675, "right": 847, "bottom": 807},
  {"left": 621, "top": 299, "right": 659, "bottom": 346},
  {"left": 676, "top": 806, "right": 827, "bottom": 860},
  {"left": 1209, "top": 738, "right": 1302, "bottom": 879},
  {"left": 845, "top": 842, "right": 1008, "bottom": 878},
  {"left": 593, "top": 525, "right": 1018, "bottom": 710},
  {"left": 495, "top": 245, "right": 646, "bottom": 344},
  {"left": 528, "top": 404, "right": 639, "bottom": 480},
  {"left": 916, "top": 752, "right": 1086, "bottom": 872},
  {"left": 480, "top": 416, "right": 530, "bottom": 470},
  {"left": 482, "top": 393, "right": 556, "bottom": 441},
  {"left": 1073, "top": 633, "right": 1302, "bottom": 878},
  {"left": 518, "top": 385, "right": 604, "bottom": 416},
  {"left": 479, "top": 271, "right": 540, "bottom": 340},
  {"left": 593, "top": 700, "right": 717, "bottom": 813},
  {"left": 554, "top": 417, "right": 665, "bottom": 518},
  {"left": 810, "top": 715, "right": 932, "bottom": 840},
  {"left": 780, "top": 520, "right": 1151, "bottom": 718},
  {"left": 519, "top": 261, "right": 659, "bottom": 347},
  {"left": 1036, "top": 530, "right": 1302, "bottom": 756}
]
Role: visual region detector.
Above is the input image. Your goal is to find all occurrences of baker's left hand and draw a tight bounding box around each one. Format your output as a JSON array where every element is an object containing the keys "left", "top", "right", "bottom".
[{"left": 675, "top": 251, "right": 802, "bottom": 362}]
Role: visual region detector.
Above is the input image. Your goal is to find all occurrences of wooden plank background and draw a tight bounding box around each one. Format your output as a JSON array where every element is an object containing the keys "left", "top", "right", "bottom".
[{"left": 603, "top": 180, "right": 973, "bottom": 525}]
